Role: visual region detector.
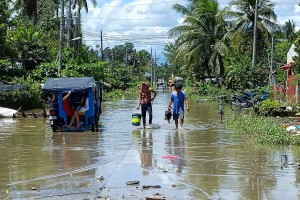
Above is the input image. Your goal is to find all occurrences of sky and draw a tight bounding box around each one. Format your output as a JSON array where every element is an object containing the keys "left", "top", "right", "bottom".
[{"left": 80, "top": 0, "right": 300, "bottom": 63}]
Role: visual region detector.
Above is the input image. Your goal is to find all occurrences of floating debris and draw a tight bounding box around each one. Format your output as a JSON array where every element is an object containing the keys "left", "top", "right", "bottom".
[
  {"left": 143, "top": 185, "right": 161, "bottom": 189},
  {"left": 31, "top": 187, "right": 38, "bottom": 190},
  {"left": 162, "top": 155, "right": 179, "bottom": 159},
  {"left": 146, "top": 195, "right": 166, "bottom": 200},
  {"left": 97, "top": 176, "right": 105, "bottom": 181},
  {"left": 126, "top": 180, "right": 140, "bottom": 185}
]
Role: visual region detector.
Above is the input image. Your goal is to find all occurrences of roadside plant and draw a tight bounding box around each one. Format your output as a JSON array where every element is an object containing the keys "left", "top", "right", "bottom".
[
  {"left": 227, "top": 113, "right": 300, "bottom": 145},
  {"left": 258, "top": 99, "right": 281, "bottom": 114}
]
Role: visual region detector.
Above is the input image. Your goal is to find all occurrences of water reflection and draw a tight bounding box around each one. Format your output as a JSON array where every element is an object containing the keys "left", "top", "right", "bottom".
[
  {"left": 49, "top": 132, "right": 100, "bottom": 171},
  {"left": 165, "top": 131, "right": 186, "bottom": 173},
  {"left": 140, "top": 129, "right": 153, "bottom": 170},
  {"left": 1, "top": 89, "right": 300, "bottom": 199}
]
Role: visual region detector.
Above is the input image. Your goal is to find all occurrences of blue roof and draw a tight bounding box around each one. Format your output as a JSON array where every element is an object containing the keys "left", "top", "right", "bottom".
[{"left": 42, "top": 77, "right": 95, "bottom": 93}]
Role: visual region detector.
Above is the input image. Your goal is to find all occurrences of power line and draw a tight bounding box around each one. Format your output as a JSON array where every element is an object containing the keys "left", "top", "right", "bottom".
[
  {"left": 81, "top": 16, "right": 179, "bottom": 21},
  {"left": 96, "top": 0, "right": 185, "bottom": 8}
]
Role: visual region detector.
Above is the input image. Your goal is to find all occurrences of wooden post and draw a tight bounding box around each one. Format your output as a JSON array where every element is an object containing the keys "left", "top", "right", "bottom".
[{"left": 296, "top": 84, "right": 299, "bottom": 103}]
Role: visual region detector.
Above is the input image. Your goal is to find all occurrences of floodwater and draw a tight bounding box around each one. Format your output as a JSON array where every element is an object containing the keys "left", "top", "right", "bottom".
[{"left": 1, "top": 89, "right": 300, "bottom": 200}]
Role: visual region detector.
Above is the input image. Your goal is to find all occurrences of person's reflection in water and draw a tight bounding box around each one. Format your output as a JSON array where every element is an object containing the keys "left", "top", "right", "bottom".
[
  {"left": 140, "top": 129, "right": 153, "bottom": 173},
  {"left": 165, "top": 131, "right": 186, "bottom": 173},
  {"left": 51, "top": 132, "right": 99, "bottom": 171},
  {"left": 174, "top": 131, "right": 186, "bottom": 173}
]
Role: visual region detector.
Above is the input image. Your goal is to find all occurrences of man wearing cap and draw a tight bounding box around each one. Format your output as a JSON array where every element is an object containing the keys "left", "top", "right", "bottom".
[{"left": 167, "top": 83, "right": 189, "bottom": 129}]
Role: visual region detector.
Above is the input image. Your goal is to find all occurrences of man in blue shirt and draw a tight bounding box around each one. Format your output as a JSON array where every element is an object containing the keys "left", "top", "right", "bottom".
[{"left": 167, "top": 83, "right": 189, "bottom": 129}]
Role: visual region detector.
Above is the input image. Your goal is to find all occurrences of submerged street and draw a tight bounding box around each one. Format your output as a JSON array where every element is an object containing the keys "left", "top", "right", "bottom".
[{"left": 0, "top": 89, "right": 300, "bottom": 199}]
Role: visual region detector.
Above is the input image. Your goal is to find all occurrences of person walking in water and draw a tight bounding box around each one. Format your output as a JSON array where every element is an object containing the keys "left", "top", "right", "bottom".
[
  {"left": 167, "top": 83, "right": 189, "bottom": 129},
  {"left": 136, "top": 82, "right": 157, "bottom": 128}
]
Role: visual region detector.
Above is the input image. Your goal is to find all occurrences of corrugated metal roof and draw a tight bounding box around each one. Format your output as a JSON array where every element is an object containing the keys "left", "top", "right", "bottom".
[{"left": 0, "top": 85, "right": 29, "bottom": 91}]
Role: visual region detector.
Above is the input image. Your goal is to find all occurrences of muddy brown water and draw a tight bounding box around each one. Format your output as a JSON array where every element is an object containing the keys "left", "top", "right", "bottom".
[{"left": 0, "top": 89, "right": 300, "bottom": 199}]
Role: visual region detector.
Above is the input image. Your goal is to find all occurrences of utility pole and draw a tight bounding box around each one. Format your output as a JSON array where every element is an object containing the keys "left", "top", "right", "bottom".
[
  {"left": 100, "top": 30, "right": 104, "bottom": 61},
  {"left": 66, "top": 0, "right": 72, "bottom": 47},
  {"left": 112, "top": 48, "right": 115, "bottom": 75},
  {"left": 58, "top": 0, "right": 65, "bottom": 77},
  {"left": 151, "top": 47, "right": 153, "bottom": 87},
  {"left": 73, "top": 15, "right": 79, "bottom": 56},
  {"left": 252, "top": 0, "right": 258, "bottom": 68},
  {"left": 154, "top": 51, "right": 157, "bottom": 87},
  {"left": 269, "top": 37, "right": 274, "bottom": 86},
  {"left": 125, "top": 46, "right": 128, "bottom": 68}
]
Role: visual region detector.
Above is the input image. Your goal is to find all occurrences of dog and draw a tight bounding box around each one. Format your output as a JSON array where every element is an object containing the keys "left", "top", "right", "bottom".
[{"left": 165, "top": 109, "right": 172, "bottom": 123}]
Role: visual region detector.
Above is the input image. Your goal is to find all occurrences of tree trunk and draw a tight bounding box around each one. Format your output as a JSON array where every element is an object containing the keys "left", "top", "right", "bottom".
[
  {"left": 27, "top": 0, "right": 38, "bottom": 25},
  {"left": 204, "top": 59, "right": 210, "bottom": 78},
  {"left": 218, "top": 54, "right": 224, "bottom": 77}
]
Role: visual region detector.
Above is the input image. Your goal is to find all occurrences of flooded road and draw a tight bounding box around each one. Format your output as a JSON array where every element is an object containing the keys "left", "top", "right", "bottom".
[{"left": 0, "top": 90, "right": 300, "bottom": 199}]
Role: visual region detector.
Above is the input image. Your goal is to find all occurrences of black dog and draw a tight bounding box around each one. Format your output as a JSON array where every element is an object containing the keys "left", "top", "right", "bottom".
[{"left": 165, "top": 109, "right": 172, "bottom": 123}]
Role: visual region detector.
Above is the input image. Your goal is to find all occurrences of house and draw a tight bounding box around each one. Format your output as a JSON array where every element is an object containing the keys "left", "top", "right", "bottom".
[{"left": 277, "top": 44, "right": 298, "bottom": 103}]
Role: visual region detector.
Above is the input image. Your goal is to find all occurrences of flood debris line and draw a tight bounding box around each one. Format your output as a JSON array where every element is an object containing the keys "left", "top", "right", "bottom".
[{"left": 0, "top": 106, "right": 48, "bottom": 118}]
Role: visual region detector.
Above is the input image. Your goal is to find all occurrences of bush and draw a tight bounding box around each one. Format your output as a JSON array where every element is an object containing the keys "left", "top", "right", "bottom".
[
  {"left": 227, "top": 113, "right": 300, "bottom": 145},
  {"left": 0, "top": 89, "right": 42, "bottom": 110},
  {"left": 103, "top": 89, "right": 124, "bottom": 101},
  {"left": 258, "top": 99, "right": 281, "bottom": 114},
  {"left": 0, "top": 76, "right": 43, "bottom": 110}
]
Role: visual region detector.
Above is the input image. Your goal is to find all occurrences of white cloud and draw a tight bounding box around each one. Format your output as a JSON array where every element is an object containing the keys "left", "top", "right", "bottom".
[
  {"left": 80, "top": 0, "right": 183, "bottom": 62},
  {"left": 80, "top": 0, "right": 300, "bottom": 62}
]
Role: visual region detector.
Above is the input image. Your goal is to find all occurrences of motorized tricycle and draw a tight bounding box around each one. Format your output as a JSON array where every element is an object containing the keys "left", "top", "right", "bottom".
[{"left": 42, "top": 77, "right": 102, "bottom": 132}]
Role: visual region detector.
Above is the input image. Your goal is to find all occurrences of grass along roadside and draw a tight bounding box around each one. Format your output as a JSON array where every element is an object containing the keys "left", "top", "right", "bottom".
[{"left": 226, "top": 113, "right": 300, "bottom": 145}]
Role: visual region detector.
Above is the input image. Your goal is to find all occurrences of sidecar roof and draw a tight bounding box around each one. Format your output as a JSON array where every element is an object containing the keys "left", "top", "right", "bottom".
[{"left": 42, "top": 77, "right": 95, "bottom": 93}]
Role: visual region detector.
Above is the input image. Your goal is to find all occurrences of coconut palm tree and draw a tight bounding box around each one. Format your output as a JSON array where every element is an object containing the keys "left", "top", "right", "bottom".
[
  {"left": 282, "top": 20, "right": 296, "bottom": 42},
  {"left": 12, "top": 0, "right": 97, "bottom": 25},
  {"left": 169, "top": 0, "right": 228, "bottom": 79},
  {"left": 72, "top": 0, "right": 96, "bottom": 13},
  {"left": 222, "top": 0, "right": 277, "bottom": 50}
]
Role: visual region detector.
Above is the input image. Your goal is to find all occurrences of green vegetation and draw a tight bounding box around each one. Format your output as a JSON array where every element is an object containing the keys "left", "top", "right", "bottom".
[
  {"left": 227, "top": 113, "right": 300, "bottom": 145},
  {"left": 258, "top": 99, "right": 281, "bottom": 114}
]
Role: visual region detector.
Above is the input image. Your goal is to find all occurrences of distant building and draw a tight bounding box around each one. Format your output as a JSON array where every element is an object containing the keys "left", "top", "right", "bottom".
[{"left": 287, "top": 44, "right": 297, "bottom": 64}]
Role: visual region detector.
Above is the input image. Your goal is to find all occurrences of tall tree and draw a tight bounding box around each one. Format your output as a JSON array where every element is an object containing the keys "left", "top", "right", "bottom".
[
  {"left": 169, "top": 0, "right": 228, "bottom": 80},
  {"left": 222, "top": 0, "right": 277, "bottom": 51},
  {"left": 72, "top": 0, "right": 96, "bottom": 13},
  {"left": 6, "top": 25, "right": 52, "bottom": 70},
  {"left": 0, "top": 1, "right": 10, "bottom": 57},
  {"left": 163, "top": 42, "right": 183, "bottom": 77},
  {"left": 282, "top": 20, "right": 296, "bottom": 42}
]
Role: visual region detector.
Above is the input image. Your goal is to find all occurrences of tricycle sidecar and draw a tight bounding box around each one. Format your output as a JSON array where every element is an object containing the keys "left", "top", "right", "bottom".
[{"left": 42, "top": 77, "right": 102, "bottom": 132}]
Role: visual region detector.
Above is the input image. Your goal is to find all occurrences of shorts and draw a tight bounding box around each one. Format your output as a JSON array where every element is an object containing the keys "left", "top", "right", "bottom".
[{"left": 173, "top": 112, "right": 184, "bottom": 120}]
